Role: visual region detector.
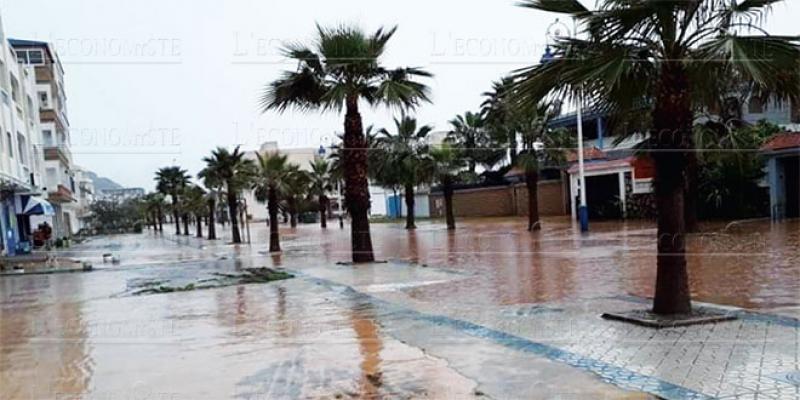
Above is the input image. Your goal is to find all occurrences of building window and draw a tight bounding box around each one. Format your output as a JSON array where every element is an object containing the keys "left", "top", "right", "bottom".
[
  {"left": 749, "top": 96, "right": 765, "bottom": 114},
  {"left": 38, "top": 91, "right": 49, "bottom": 108},
  {"left": 6, "top": 132, "right": 13, "bottom": 158},
  {"left": 17, "top": 133, "right": 26, "bottom": 165},
  {"left": 9, "top": 76, "right": 19, "bottom": 103},
  {"left": 43, "top": 130, "right": 53, "bottom": 147},
  {"left": 15, "top": 49, "right": 45, "bottom": 65},
  {"left": 46, "top": 167, "right": 57, "bottom": 185}
]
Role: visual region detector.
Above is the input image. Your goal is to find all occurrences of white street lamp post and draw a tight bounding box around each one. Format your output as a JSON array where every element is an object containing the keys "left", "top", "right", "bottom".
[
  {"left": 545, "top": 18, "right": 589, "bottom": 232},
  {"left": 576, "top": 87, "right": 589, "bottom": 232}
]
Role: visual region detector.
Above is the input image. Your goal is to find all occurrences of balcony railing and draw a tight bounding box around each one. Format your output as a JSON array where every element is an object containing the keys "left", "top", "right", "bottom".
[
  {"left": 48, "top": 184, "right": 75, "bottom": 203},
  {"left": 44, "top": 145, "right": 72, "bottom": 165}
]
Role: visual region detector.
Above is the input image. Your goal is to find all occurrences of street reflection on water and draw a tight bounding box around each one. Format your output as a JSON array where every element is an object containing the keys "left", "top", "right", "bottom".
[{"left": 0, "top": 216, "right": 796, "bottom": 398}]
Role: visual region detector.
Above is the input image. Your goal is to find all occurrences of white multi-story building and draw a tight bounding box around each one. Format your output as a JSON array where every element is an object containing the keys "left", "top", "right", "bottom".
[
  {"left": 10, "top": 37, "right": 78, "bottom": 239},
  {"left": 241, "top": 141, "right": 390, "bottom": 221},
  {"left": 242, "top": 142, "right": 321, "bottom": 221},
  {"left": 0, "top": 11, "right": 51, "bottom": 255},
  {"left": 73, "top": 166, "right": 94, "bottom": 231},
  {"left": 99, "top": 187, "right": 145, "bottom": 203}
]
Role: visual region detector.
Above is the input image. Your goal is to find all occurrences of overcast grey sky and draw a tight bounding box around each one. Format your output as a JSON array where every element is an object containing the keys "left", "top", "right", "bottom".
[{"left": 1, "top": 0, "right": 797, "bottom": 190}]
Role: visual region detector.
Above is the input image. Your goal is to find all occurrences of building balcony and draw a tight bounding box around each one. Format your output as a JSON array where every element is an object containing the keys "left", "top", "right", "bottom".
[
  {"left": 40, "top": 108, "right": 68, "bottom": 131},
  {"left": 44, "top": 145, "right": 72, "bottom": 166},
  {"left": 48, "top": 184, "right": 76, "bottom": 203}
]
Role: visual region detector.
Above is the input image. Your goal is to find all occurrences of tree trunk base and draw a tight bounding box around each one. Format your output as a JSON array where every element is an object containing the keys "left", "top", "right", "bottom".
[
  {"left": 602, "top": 308, "right": 736, "bottom": 329},
  {"left": 350, "top": 208, "right": 375, "bottom": 264}
]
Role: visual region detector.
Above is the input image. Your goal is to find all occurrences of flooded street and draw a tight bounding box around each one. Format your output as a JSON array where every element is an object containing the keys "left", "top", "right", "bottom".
[{"left": 1, "top": 217, "right": 798, "bottom": 399}]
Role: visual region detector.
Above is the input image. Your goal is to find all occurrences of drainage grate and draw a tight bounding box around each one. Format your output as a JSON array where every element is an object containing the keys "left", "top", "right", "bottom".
[{"left": 768, "top": 371, "right": 800, "bottom": 386}]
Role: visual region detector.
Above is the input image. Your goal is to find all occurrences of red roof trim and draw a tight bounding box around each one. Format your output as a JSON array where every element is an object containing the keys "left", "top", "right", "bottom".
[{"left": 761, "top": 132, "right": 800, "bottom": 151}]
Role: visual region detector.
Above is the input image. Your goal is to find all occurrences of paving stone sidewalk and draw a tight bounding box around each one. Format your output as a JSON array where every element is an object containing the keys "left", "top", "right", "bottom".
[{"left": 301, "top": 263, "right": 800, "bottom": 400}]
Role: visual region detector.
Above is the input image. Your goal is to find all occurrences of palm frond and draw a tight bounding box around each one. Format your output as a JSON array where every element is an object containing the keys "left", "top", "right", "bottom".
[
  {"left": 694, "top": 34, "right": 800, "bottom": 100},
  {"left": 372, "top": 67, "right": 432, "bottom": 109},
  {"left": 517, "top": 0, "right": 589, "bottom": 15},
  {"left": 260, "top": 68, "right": 327, "bottom": 113}
]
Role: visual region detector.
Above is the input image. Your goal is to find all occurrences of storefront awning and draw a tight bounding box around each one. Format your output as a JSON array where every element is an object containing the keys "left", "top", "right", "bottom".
[{"left": 20, "top": 196, "right": 55, "bottom": 216}]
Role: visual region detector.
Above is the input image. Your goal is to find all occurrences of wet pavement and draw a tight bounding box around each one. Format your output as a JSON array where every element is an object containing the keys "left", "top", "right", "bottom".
[{"left": 1, "top": 216, "right": 798, "bottom": 399}]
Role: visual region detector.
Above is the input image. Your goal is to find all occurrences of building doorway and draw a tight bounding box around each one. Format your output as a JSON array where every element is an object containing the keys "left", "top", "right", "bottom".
[{"left": 585, "top": 174, "right": 623, "bottom": 220}]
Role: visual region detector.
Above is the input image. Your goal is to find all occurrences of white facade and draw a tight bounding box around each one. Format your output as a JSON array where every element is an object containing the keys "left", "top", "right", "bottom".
[
  {"left": 242, "top": 141, "right": 389, "bottom": 221},
  {"left": 10, "top": 36, "right": 78, "bottom": 238},
  {"left": 99, "top": 187, "right": 145, "bottom": 202},
  {"left": 0, "top": 11, "right": 50, "bottom": 255},
  {"left": 73, "top": 166, "right": 95, "bottom": 231},
  {"left": 243, "top": 142, "right": 323, "bottom": 221}
]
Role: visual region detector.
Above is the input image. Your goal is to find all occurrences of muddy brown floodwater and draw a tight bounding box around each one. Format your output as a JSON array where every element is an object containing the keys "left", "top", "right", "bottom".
[
  {"left": 298, "top": 216, "right": 800, "bottom": 311},
  {"left": 0, "top": 216, "right": 797, "bottom": 399}
]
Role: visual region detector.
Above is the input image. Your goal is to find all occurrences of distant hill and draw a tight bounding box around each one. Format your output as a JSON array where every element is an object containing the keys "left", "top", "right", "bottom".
[{"left": 85, "top": 171, "right": 124, "bottom": 193}]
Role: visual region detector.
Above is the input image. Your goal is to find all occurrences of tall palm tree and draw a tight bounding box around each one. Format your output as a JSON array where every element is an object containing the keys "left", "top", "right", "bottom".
[
  {"left": 261, "top": 24, "right": 433, "bottom": 263},
  {"left": 446, "top": 111, "right": 504, "bottom": 176},
  {"left": 202, "top": 146, "right": 255, "bottom": 244},
  {"left": 283, "top": 165, "right": 310, "bottom": 228},
  {"left": 482, "top": 77, "right": 520, "bottom": 164},
  {"left": 183, "top": 185, "right": 207, "bottom": 238},
  {"left": 511, "top": 0, "right": 800, "bottom": 315},
  {"left": 142, "top": 193, "right": 165, "bottom": 232},
  {"left": 198, "top": 167, "right": 222, "bottom": 240},
  {"left": 254, "top": 153, "right": 291, "bottom": 253},
  {"left": 309, "top": 159, "right": 333, "bottom": 228},
  {"left": 155, "top": 166, "right": 190, "bottom": 235},
  {"left": 428, "top": 144, "right": 464, "bottom": 230},
  {"left": 482, "top": 77, "right": 564, "bottom": 231},
  {"left": 179, "top": 189, "right": 191, "bottom": 236},
  {"left": 378, "top": 114, "right": 433, "bottom": 229}
]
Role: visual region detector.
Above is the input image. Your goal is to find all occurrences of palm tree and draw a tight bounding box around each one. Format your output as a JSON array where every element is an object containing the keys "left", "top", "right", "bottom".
[
  {"left": 202, "top": 146, "right": 255, "bottom": 244},
  {"left": 155, "top": 166, "right": 190, "bottom": 235},
  {"left": 428, "top": 144, "right": 464, "bottom": 230},
  {"left": 261, "top": 24, "right": 433, "bottom": 263},
  {"left": 309, "top": 159, "right": 333, "bottom": 228},
  {"left": 182, "top": 185, "right": 207, "bottom": 238},
  {"left": 511, "top": 0, "right": 800, "bottom": 315},
  {"left": 142, "top": 193, "right": 165, "bottom": 232},
  {"left": 482, "top": 77, "right": 563, "bottom": 231},
  {"left": 179, "top": 190, "right": 191, "bottom": 236},
  {"left": 198, "top": 167, "right": 222, "bottom": 240},
  {"left": 283, "top": 165, "right": 310, "bottom": 228},
  {"left": 446, "top": 111, "right": 504, "bottom": 176},
  {"left": 378, "top": 114, "right": 433, "bottom": 229},
  {"left": 482, "top": 77, "right": 521, "bottom": 164},
  {"left": 254, "top": 153, "right": 291, "bottom": 253}
]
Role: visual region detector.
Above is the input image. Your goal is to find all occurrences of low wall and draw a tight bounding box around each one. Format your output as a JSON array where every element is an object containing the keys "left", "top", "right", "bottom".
[
  {"left": 429, "top": 180, "right": 567, "bottom": 218},
  {"left": 512, "top": 180, "right": 567, "bottom": 216}
]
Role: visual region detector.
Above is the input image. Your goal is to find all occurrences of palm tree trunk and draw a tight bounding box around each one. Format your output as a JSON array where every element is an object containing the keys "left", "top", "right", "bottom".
[
  {"left": 343, "top": 95, "right": 375, "bottom": 263},
  {"left": 207, "top": 198, "right": 217, "bottom": 240},
  {"left": 182, "top": 214, "right": 190, "bottom": 236},
  {"left": 526, "top": 169, "right": 541, "bottom": 231},
  {"left": 684, "top": 150, "right": 699, "bottom": 233},
  {"left": 289, "top": 199, "right": 298, "bottom": 228},
  {"left": 172, "top": 192, "right": 181, "bottom": 235},
  {"left": 651, "top": 62, "right": 692, "bottom": 315},
  {"left": 319, "top": 195, "right": 327, "bottom": 229},
  {"left": 268, "top": 186, "right": 280, "bottom": 253},
  {"left": 157, "top": 207, "right": 163, "bottom": 232},
  {"left": 195, "top": 214, "right": 203, "bottom": 238},
  {"left": 227, "top": 186, "right": 241, "bottom": 244},
  {"left": 444, "top": 179, "right": 456, "bottom": 230},
  {"left": 239, "top": 207, "right": 246, "bottom": 241},
  {"left": 404, "top": 183, "right": 416, "bottom": 229}
]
